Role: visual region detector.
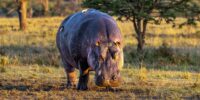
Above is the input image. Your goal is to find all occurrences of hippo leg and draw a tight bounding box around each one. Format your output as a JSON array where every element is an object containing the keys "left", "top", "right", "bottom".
[
  {"left": 65, "top": 69, "right": 77, "bottom": 88},
  {"left": 63, "top": 62, "right": 77, "bottom": 88},
  {"left": 77, "top": 61, "right": 90, "bottom": 90}
]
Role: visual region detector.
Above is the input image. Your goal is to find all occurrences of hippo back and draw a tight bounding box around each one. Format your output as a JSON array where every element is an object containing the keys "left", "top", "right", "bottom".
[{"left": 56, "top": 9, "right": 121, "bottom": 69}]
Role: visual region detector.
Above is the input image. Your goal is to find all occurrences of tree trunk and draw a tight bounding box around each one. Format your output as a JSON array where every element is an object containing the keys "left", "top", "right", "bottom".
[
  {"left": 132, "top": 19, "right": 146, "bottom": 52},
  {"left": 17, "top": 0, "right": 27, "bottom": 31},
  {"left": 133, "top": 19, "right": 147, "bottom": 68},
  {"left": 70, "top": 0, "right": 78, "bottom": 4},
  {"left": 137, "top": 32, "right": 145, "bottom": 52},
  {"left": 42, "top": 0, "right": 49, "bottom": 16},
  {"left": 28, "top": 8, "right": 33, "bottom": 18},
  {"left": 56, "top": 0, "right": 61, "bottom": 15},
  {"left": 56, "top": 0, "right": 61, "bottom": 8}
]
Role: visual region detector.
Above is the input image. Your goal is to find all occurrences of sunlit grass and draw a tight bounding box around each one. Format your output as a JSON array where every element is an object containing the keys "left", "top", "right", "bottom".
[
  {"left": 1, "top": 17, "right": 200, "bottom": 47},
  {"left": 117, "top": 18, "right": 200, "bottom": 48},
  {"left": 0, "top": 65, "right": 199, "bottom": 99},
  {"left": 0, "top": 17, "right": 200, "bottom": 99},
  {"left": 0, "top": 17, "right": 200, "bottom": 69}
]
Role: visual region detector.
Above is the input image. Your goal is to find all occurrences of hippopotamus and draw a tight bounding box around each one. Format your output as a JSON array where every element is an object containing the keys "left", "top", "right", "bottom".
[{"left": 56, "top": 9, "right": 123, "bottom": 90}]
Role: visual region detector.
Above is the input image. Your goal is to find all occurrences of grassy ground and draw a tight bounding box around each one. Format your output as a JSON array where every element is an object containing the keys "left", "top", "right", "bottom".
[
  {"left": 1, "top": 17, "right": 200, "bottom": 70},
  {"left": 0, "top": 17, "right": 200, "bottom": 99},
  {"left": 0, "top": 66, "right": 200, "bottom": 99}
]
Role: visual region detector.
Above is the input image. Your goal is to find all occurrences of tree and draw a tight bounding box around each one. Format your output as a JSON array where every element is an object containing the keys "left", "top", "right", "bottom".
[
  {"left": 16, "top": 0, "right": 27, "bottom": 31},
  {"left": 82, "top": 0, "right": 200, "bottom": 52},
  {"left": 43, "top": 0, "right": 49, "bottom": 16},
  {"left": 40, "top": 0, "right": 49, "bottom": 16}
]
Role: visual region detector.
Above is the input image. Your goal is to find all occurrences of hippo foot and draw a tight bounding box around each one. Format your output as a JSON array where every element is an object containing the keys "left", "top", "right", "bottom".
[
  {"left": 65, "top": 70, "right": 77, "bottom": 89},
  {"left": 66, "top": 82, "right": 76, "bottom": 89},
  {"left": 77, "top": 82, "right": 88, "bottom": 90},
  {"left": 77, "top": 75, "right": 89, "bottom": 90}
]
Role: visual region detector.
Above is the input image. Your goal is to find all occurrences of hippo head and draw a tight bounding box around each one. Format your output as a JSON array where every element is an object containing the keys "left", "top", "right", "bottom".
[{"left": 87, "top": 25, "right": 123, "bottom": 87}]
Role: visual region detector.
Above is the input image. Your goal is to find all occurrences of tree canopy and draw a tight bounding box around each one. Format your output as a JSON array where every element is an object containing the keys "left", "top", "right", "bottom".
[{"left": 83, "top": 0, "right": 200, "bottom": 51}]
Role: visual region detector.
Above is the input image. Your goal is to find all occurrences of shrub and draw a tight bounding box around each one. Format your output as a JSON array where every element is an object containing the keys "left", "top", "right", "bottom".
[
  {"left": 0, "top": 56, "right": 9, "bottom": 66},
  {"left": 180, "top": 72, "right": 191, "bottom": 79},
  {"left": 0, "top": 66, "right": 6, "bottom": 73},
  {"left": 137, "top": 67, "right": 147, "bottom": 81},
  {"left": 156, "top": 42, "right": 174, "bottom": 59},
  {"left": 40, "top": 67, "right": 52, "bottom": 74}
]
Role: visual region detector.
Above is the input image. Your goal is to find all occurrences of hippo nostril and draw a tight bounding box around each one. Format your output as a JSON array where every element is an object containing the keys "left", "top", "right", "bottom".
[
  {"left": 111, "top": 75, "right": 117, "bottom": 81},
  {"left": 101, "top": 76, "right": 105, "bottom": 80}
]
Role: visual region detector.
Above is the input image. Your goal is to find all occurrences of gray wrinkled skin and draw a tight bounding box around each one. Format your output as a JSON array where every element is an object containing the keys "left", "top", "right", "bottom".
[{"left": 56, "top": 9, "right": 124, "bottom": 90}]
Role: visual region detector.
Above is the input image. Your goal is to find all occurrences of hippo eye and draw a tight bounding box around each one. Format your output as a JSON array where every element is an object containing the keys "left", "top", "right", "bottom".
[{"left": 95, "top": 41, "right": 100, "bottom": 46}]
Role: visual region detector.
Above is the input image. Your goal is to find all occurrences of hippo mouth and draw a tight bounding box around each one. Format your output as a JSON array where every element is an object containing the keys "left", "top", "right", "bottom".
[{"left": 95, "top": 75, "right": 122, "bottom": 87}]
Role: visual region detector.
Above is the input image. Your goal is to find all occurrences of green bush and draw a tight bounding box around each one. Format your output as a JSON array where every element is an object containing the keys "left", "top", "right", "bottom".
[{"left": 124, "top": 43, "right": 200, "bottom": 71}]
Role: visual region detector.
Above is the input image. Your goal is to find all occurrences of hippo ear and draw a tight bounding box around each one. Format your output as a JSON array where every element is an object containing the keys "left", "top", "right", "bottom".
[
  {"left": 118, "top": 50, "right": 124, "bottom": 70},
  {"left": 87, "top": 48, "right": 97, "bottom": 70}
]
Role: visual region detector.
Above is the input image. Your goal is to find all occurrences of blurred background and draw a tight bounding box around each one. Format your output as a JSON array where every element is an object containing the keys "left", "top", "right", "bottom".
[
  {"left": 0, "top": 0, "right": 82, "bottom": 17},
  {"left": 0, "top": 0, "right": 200, "bottom": 71}
]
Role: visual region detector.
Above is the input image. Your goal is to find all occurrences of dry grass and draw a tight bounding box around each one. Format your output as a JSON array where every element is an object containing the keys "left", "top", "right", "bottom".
[
  {"left": 0, "top": 66, "right": 200, "bottom": 99},
  {"left": 1, "top": 17, "right": 200, "bottom": 69},
  {"left": 0, "top": 17, "right": 200, "bottom": 99}
]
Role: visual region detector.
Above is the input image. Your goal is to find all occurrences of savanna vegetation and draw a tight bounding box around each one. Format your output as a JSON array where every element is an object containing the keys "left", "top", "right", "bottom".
[
  {"left": 0, "top": 0, "right": 200, "bottom": 99},
  {"left": 1, "top": 17, "right": 200, "bottom": 99}
]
